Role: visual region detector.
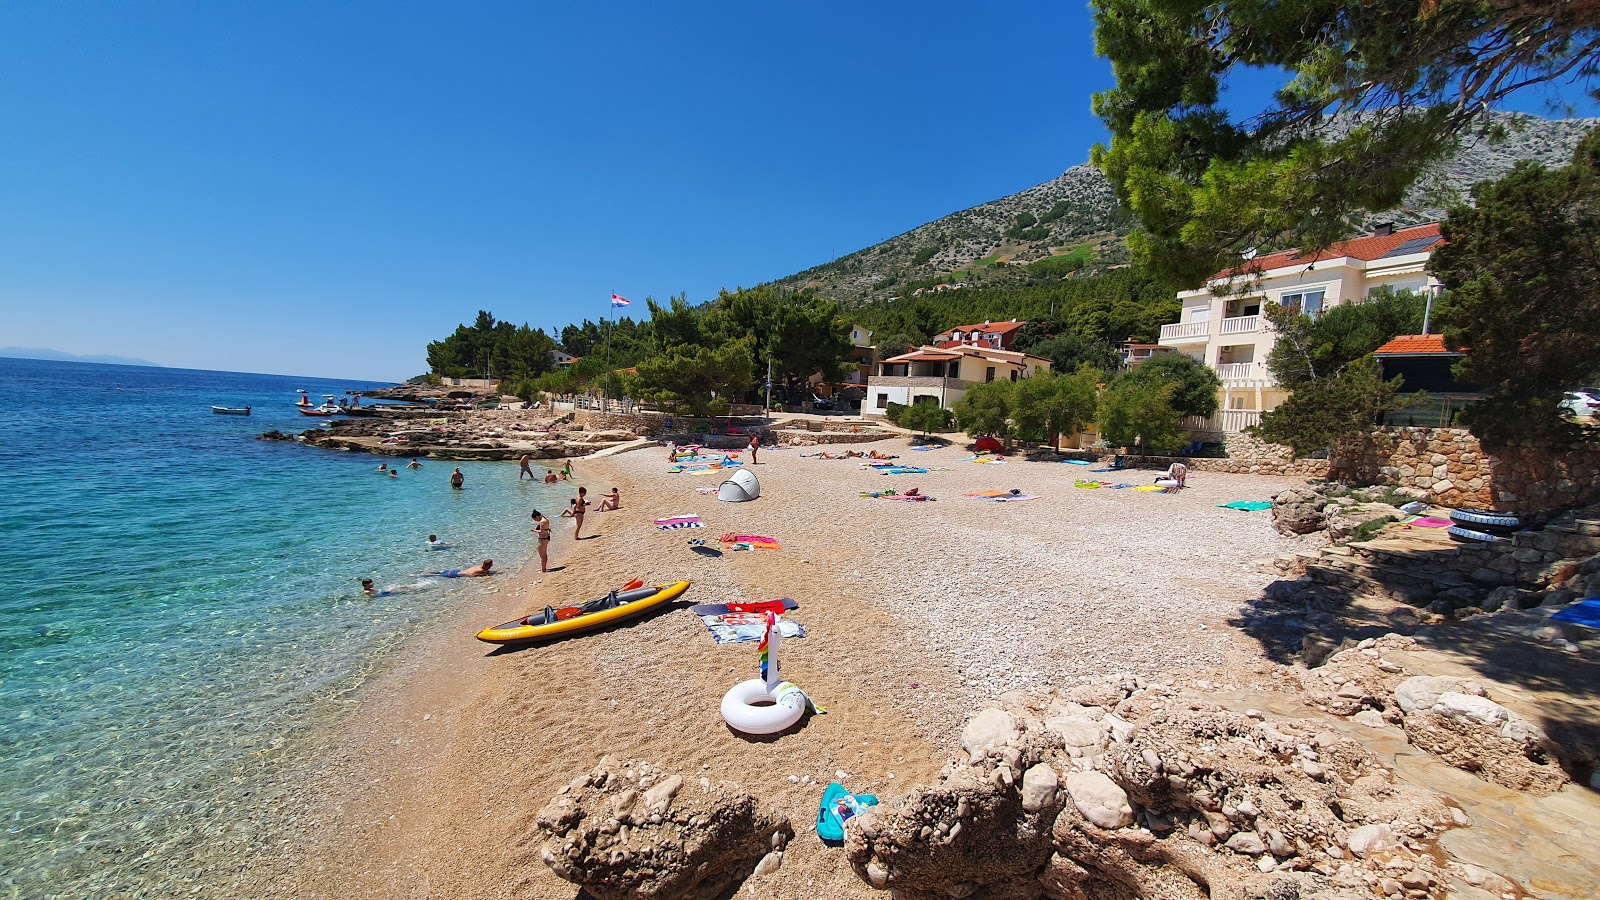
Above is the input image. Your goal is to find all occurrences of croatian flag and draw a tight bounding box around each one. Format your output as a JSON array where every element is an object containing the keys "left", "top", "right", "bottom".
[{"left": 611, "top": 294, "right": 631, "bottom": 307}]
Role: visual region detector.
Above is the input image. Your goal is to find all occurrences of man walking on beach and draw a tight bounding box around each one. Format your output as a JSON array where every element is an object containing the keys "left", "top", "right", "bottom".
[
  {"left": 519, "top": 453, "right": 533, "bottom": 480},
  {"left": 450, "top": 467, "right": 465, "bottom": 489},
  {"left": 530, "top": 509, "right": 552, "bottom": 572}
]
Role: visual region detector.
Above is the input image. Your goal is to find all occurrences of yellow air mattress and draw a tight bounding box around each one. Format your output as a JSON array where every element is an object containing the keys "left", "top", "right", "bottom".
[{"left": 476, "top": 580, "right": 691, "bottom": 644}]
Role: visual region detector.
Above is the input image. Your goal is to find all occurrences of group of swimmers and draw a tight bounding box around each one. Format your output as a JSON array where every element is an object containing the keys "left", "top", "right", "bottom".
[
  {"left": 361, "top": 532, "right": 493, "bottom": 596},
  {"left": 374, "top": 460, "right": 426, "bottom": 479},
  {"left": 520, "top": 454, "right": 574, "bottom": 484}
]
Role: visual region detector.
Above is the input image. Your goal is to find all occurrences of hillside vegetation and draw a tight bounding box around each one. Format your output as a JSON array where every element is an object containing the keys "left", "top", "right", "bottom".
[{"left": 770, "top": 113, "right": 1598, "bottom": 310}]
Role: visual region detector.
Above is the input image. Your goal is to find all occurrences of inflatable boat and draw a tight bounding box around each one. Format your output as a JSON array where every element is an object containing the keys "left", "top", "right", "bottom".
[{"left": 475, "top": 580, "right": 691, "bottom": 644}]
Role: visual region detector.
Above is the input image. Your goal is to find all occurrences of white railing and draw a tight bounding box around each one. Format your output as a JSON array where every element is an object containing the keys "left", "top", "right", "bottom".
[
  {"left": 1216, "top": 362, "right": 1256, "bottom": 381},
  {"left": 1159, "top": 320, "right": 1208, "bottom": 341},
  {"left": 1219, "top": 314, "right": 1260, "bottom": 335},
  {"left": 1181, "top": 409, "right": 1263, "bottom": 434}
]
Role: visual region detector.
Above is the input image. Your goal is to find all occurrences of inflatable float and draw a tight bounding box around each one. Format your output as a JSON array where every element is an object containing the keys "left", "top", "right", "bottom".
[
  {"left": 476, "top": 579, "right": 690, "bottom": 643},
  {"left": 720, "top": 610, "right": 818, "bottom": 736}
]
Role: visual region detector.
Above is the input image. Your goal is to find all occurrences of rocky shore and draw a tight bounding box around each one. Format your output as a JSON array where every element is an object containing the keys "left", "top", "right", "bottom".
[{"left": 258, "top": 407, "right": 644, "bottom": 461}]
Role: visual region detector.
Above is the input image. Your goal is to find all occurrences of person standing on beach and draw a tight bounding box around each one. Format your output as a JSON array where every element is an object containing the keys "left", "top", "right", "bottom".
[
  {"left": 530, "top": 509, "right": 552, "bottom": 572},
  {"left": 519, "top": 453, "right": 533, "bottom": 480},
  {"left": 560, "top": 459, "right": 573, "bottom": 479},
  {"left": 748, "top": 433, "right": 760, "bottom": 465},
  {"left": 573, "top": 486, "right": 589, "bottom": 540},
  {"left": 450, "top": 467, "right": 464, "bottom": 489}
]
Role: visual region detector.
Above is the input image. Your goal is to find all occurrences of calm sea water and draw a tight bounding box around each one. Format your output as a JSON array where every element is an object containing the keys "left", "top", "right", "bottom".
[{"left": 0, "top": 357, "right": 567, "bottom": 898}]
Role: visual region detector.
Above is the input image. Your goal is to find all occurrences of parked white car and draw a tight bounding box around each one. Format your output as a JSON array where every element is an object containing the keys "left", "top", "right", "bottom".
[{"left": 1559, "top": 388, "right": 1600, "bottom": 419}]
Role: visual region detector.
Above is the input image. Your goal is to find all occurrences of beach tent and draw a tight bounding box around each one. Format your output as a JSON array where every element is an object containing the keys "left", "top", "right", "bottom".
[
  {"left": 717, "top": 467, "right": 761, "bottom": 502},
  {"left": 974, "top": 436, "right": 1003, "bottom": 454}
]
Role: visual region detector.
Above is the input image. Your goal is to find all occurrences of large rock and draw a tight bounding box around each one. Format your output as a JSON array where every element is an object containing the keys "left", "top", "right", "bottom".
[
  {"left": 1394, "top": 676, "right": 1485, "bottom": 714},
  {"left": 534, "top": 758, "right": 792, "bottom": 900},
  {"left": 1325, "top": 502, "right": 1406, "bottom": 542},
  {"left": 1064, "top": 771, "right": 1133, "bottom": 829},
  {"left": 1402, "top": 696, "right": 1567, "bottom": 795},
  {"left": 962, "top": 708, "right": 1020, "bottom": 760},
  {"left": 1272, "top": 488, "right": 1329, "bottom": 534}
]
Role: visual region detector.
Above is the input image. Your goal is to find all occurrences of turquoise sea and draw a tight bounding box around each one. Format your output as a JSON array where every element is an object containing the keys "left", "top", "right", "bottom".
[{"left": 0, "top": 357, "right": 569, "bottom": 898}]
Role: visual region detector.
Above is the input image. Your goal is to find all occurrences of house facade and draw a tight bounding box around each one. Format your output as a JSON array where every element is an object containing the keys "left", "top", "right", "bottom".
[
  {"left": 865, "top": 344, "right": 1052, "bottom": 414},
  {"left": 931, "top": 320, "right": 1026, "bottom": 351},
  {"left": 1157, "top": 223, "right": 1445, "bottom": 435},
  {"left": 846, "top": 325, "right": 876, "bottom": 386}
]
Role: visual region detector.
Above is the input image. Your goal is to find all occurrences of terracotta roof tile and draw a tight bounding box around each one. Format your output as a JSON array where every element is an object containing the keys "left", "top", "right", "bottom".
[
  {"left": 1372, "top": 334, "right": 1457, "bottom": 356},
  {"left": 1214, "top": 223, "right": 1443, "bottom": 281}
]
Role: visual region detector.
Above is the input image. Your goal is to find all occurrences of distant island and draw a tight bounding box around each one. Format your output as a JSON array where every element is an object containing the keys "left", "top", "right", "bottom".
[{"left": 0, "top": 347, "right": 162, "bottom": 367}]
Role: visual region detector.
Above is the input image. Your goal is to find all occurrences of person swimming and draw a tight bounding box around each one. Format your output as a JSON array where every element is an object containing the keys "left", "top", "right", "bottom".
[
  {"left": 428, "top": 559, "right": 493, "bottom": 577},
  {"left": 406, "top": 459, "right": 422, "bottom": 469},
  {"left": 360, "top": 577, "right": 391, "bottom": 598},
  {"left": 426, "top": 534, "right": 454, "bottom": 550}
]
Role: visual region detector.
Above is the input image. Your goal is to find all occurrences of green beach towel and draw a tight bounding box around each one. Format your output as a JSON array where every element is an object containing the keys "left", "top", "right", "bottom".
[{"left": 1218, "top": 500, "right": 1272, "bottom": 511}]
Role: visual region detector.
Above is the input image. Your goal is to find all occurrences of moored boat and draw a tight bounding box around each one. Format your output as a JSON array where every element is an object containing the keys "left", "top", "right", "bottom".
[
  {"left": 211, "top": 405, "right": 252, "bottom": 415},
  {"left": 476, "top": 580, "right": 690, "bottom": 643}
]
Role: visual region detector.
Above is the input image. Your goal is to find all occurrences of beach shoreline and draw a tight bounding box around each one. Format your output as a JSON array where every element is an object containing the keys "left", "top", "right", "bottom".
[{"left": 266, "top": 435, "right": 1326, "bottom": 898}]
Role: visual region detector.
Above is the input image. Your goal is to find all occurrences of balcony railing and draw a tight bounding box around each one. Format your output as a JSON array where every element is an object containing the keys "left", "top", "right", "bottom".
[
  {"left": 1159, "top": 320, "right": 1209, "bottom": 342},
  {"left": 1181, "top": 408, "right": 1263, "bottom": 434},
  {"left": 1218, "top": 314, "right": 1261, "bottom": 335},
  {"left": 1215, "top": 362, "right": 1257, "bottom": 381}
]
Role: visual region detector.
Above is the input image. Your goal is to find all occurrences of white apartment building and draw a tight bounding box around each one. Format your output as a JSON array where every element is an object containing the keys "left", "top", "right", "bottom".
[{"left": 1157, "top": 223, "right": 1444, "bottom": 434}]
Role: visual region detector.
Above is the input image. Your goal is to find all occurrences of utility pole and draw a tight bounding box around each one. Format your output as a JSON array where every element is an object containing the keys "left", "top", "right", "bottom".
[{"left": 765, "top": 355, "right": 773, "bottom": 424}]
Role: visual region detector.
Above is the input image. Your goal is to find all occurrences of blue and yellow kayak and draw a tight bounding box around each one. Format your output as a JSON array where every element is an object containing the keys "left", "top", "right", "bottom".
[{"left": 475, "top": 580, "right": 691, "bottom": 644}]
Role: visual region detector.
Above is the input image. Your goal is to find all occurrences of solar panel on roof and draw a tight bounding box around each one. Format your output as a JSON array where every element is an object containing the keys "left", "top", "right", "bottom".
[{"left": 1379, "top": 235, "right": 1442, "bottom": 258}]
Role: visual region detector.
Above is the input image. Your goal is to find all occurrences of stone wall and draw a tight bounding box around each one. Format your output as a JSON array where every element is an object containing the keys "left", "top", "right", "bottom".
[
  {"left": 1120, "top": 432, "right": 1331, "bottom": 478},
  {"left": 1330, "top": 428, "right": 1600, "bottom": 516}
]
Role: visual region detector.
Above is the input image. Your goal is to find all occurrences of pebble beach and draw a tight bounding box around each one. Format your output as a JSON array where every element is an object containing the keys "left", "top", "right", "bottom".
[{"left": 271, "top": 435, "right": 1320, "bottom": 898}]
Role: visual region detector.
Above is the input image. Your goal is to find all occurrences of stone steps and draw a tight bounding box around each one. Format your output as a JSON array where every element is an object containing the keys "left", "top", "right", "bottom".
[{"left": 1303, "top": 554, "right": 1474, "bottom": 603}]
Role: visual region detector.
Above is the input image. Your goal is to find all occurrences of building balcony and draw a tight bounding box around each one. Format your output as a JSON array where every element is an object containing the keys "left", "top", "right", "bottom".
[
  {"left": 1181, "top": 408, "right": 1263, "bottom": 434},
  {"left": 867, "top": 374, "right": 973, "bottom": 391},
  {"left": 1218, "top": 314, "right": 1261, "bottom": 335},
  {"left": 1216, "top": 362, "right": 1261, "bottom": 382},
  {"left": 1159, "top": 321, "right": 1209, "bottom": 343}
]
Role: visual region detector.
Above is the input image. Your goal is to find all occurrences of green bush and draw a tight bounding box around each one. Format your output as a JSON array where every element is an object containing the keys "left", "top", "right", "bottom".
[{"left": 912, "top": 245, "right": 939, "bottom": 266}]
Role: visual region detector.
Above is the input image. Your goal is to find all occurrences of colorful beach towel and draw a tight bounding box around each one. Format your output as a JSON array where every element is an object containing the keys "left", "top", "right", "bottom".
[
  {"left": 991, "top": 495, "right": 1040, "bottom": 502},
  {"left": 1402, "top": 516, "right": 1454, "bottom": 528},
  {"left": 1063, "top": 459, "right": 1093, "bottom": 466},
  {"left": 694, "top": 486, "right": 719, "bottom": 494},
  {"left": 701, "top": 613, "right": 806, "bottom": 644},
  {"left": 720, "top": 533, "right": 781, "bottom": 550},
  {"left": 1217, "top": 500, "right": 1273, "bottom": 511},
  {"left": 880, "top": 466, "right": 928, "bottom": 475},
  {"left": 1134, "top": 484, "right": 1167, "bottom": 493},
  {"left": 655, "top": 514, "right": 701, "bottom": 526},
  {"left": 1075, "top": 479, "right": 1101, "bottom": 489},
  {"left": 964, "top": 490, "right": 1008, "bottom": 498},
  {"left": 659, "top": 520, "right": 705, "bottom": 529}
]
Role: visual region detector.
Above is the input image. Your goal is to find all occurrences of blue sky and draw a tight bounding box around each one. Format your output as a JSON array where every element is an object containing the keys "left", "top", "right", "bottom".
[{"left": 2, "top": 3, "right": 1594, "bottom": 381}]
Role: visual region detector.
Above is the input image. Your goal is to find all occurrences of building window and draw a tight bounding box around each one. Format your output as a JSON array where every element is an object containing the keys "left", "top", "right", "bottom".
[
  {"left": 1009, "top": 370, "right": 1019, "bottom": 382},
  {"left": 875, "top": 393, "right": 888, "bottom": 409},
  {"left": 1280, "top": 289, "right": 1326, "bottom": 318},
  {"left": 985, "top": 366, "right": 996, "bottom": 382}
]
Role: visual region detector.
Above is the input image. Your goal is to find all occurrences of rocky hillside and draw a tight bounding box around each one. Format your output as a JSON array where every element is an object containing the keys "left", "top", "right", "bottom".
[{"left": 774, "top": 113, "right": 1597, "bottom": 306}]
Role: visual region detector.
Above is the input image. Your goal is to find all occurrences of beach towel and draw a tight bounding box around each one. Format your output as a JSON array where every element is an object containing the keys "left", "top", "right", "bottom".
[
  {"left": 1218, "top": 500, "right": 1273, "bottom": 511},
  {"left": 1090, "top": 467, "right": 1117, "bottom": 473},
  {"left": 1552, "top": 599, "right": 1600, "bottom": 629},
  {"left": 1064, "top": 459, "right": 1093, "bottom": 466},
  {"left": 880, "top": 466, "right": 928, "bottom": 475},
  {"left": 909, "top": 445, "right": 935, "bottom": 451},
  {"left": 883, "top": 494, "right": 935, "bottom": 501},
  {"left": 1134, "top": 484, "right": 1166, "bottom": 493},
  {"left": 694, "top": 486, "right": 719, "bottom": 494},
  {"left": 991, "top": 495, "right": 1040, "bottom": 502},
  {"left": 1109, "top": 483, "right": 1136, "bottom": 489},
  {"left": 659, "top": 520, "right": 705, "bottom": 529},
  {"left": 964, "top": 490, "right": 1008, "bottom": 498},
  {"left": 720, "top": 533, "right": 781, "bottom": 550},
  {"left": 1402, "top": 516, "right": 1453, "bottom": 528},
  {"left": 655, "top": 514, "right": 701, "bottom": 526},
  {"left": 1074, "top": 479, "right": 1101, "bottom": 489},
  {"left": 701, "top": 614, "right": 806, "bottom": 644}
]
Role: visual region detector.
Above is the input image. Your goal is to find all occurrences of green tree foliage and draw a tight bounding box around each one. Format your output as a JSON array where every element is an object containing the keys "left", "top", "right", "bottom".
[
  {"left": 632, "top": 337, "right": 755, "bottom": 416},
  {"left": 854, "top": 268, "right": 1178, "bottom": 349},
  {"left": 1018, "top": 332, "right": 1121, "bottom": 375},
  {"left": 1432, "top": 128, "right": 1600, "bottom": 450},
  {"left": 952, "top": 380, "right": 1015, "bottom": 438},
  {"left": 425, "top": 311, "right": 557, "bottom": 381},
  {"left": 1264, "top": 288, "right": 1427, "bottom": 388},
  {"left": 899, "top": 401, "right": 953, "bottom": 436},
  {"left": 1097, "top": 376, "right": 1185, "bottom": 452},
  {"left": 874, "top": 332, "right": 919, "bottom": 361},
  {"left": 1011, "top": 367, "right": 1102, "bottom": 446},
  {"left": 1254, "top": 357, "right": 1409, "bottom": 457},
  {"left": 715, "top": 288, "right": 853, "bottom": 400},
  {"left": 1090, "top": 0, "right": 1600, "bottom": 288},
  {"left": 1121, "top": 352, "right": 1220, "bottom": 418}
]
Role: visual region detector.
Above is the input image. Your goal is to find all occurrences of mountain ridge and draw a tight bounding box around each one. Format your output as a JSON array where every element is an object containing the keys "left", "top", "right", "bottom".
[
  {"left": 0, "top": 347, "right": 162, "bottom": 367},
  {"left": 770, "top": 112, "right": 1599, "bottom": 307}
]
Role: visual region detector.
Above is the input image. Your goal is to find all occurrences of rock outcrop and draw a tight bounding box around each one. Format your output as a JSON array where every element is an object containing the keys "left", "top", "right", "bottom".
[
  {"left": 533, "top": 758, "right": 791, "bottom": 900},
  {"left": 846, "top": 678, "right": 1468, "bottom": 900}
]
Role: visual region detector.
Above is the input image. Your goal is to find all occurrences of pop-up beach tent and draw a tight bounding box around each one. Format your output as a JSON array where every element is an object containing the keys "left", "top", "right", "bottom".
[
  {"left": 717, "top": 467, "right": 761, "bottom": 502},
  {"left": 974, "top": 435, "right": 1003, "bottom": 453}
]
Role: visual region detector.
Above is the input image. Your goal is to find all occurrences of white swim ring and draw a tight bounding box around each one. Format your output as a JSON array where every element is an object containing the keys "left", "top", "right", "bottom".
[{"left": 720, "top": 679, "right": 807, "bottom": 735}]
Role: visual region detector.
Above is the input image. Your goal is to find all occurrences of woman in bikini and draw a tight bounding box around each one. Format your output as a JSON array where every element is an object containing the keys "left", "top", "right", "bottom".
[
  {"left": 530, "top": 509, "right": 552, "bottom": 572},
  {"left": 597, "top": 487, "right": 620, "bottom": 511},
  {"left": 572, "top": 486, "right": 589, "bottom": 539}
]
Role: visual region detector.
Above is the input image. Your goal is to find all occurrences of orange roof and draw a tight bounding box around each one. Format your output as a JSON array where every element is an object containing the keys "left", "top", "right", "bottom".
[
  {"left": 1214, "top": 223, "right": 1443, "bottom": 281},
  {"left": 1372, "top": 334, "right": 1458, "bottom": 356},
  {"left": 882, "top": 348, "right": 959, "bottom": 363},
  {"left": 934, "top": 320, "right": 1026, "bottom": 337}
]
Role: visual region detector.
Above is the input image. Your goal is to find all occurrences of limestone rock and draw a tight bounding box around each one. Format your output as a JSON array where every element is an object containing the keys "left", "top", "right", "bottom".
[
  {"left": 1273, "top": 488, "right": 1329, "bottom": 534},
  {"left": 1402, "top": 702, "right": 1567, "bottom": 794},
  {"left": 1346, "top": 823, "right": 1396, "bottom": 858},
  {"left": 1021, "top": 764, "right": 1059, "bottom": 813},
  {"left": 534, "top": 759, "right": 791, "bottom": 900},
  {"left": 1394, "top": 675, "right": 1485, "bottom": 713},
  {"left": 1064, "top": 771, "right": 1134, "bottom": 829},
  {"left": 962, "top": 708, "right": 1019, "bottom": 760}
]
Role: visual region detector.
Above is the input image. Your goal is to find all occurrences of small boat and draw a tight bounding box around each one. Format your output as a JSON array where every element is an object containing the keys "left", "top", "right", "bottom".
[
  {"left": 295, "top": 390, "right": 312, "bottom": 408},
  {"left": 297, "top": 394, "right": 342, "bottom": 416},
  {"left": 476, "top": 580, "right": 691, "bottom": 644},
  {"left": 211, "top": 405, "right": 252, "bottom": 415}
]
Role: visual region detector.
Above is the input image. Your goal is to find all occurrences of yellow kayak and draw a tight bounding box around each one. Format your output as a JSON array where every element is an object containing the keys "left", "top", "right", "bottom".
[{"left": 475, "top": 580, "right": 691, "bottom": 644}]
